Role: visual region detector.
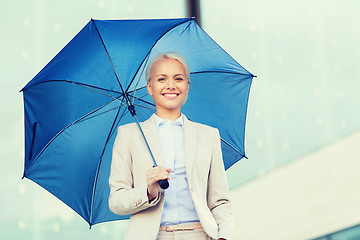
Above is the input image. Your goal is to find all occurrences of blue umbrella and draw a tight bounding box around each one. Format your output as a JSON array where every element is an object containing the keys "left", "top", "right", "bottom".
[{"left": 21, "top": 18, "right": 255, "bottom": 227}]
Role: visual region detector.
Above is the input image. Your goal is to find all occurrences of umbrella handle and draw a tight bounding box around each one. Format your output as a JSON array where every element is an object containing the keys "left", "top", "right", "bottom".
[
  {"left": 158, "top": 179, "right": 169, "bottom": 190},
  {"left": 152, "top": 165, "right": 169, "bottom": 189}
]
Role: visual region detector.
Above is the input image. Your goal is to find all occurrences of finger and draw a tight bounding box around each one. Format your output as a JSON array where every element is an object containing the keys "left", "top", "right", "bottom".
[
  {"left": 147, "top": 166, "right": 170, "bottom": 183},
  {"left": 147, "top": 175, "right": 161, "bottom": 185},
  {"left": 147, "top": 167, "right": 163, "bottom": 178},
  {"left": 147, "top": 172, "right": 166, "bottom": 184},
  {"left": 158, "top": 169, "right": 171, "bottom": 180},
  {"left": 147, "top": 174, "right": 168, "bottom": 185},
  {"left": 150, "top": 167, "right": 169, "bottom": 177}
]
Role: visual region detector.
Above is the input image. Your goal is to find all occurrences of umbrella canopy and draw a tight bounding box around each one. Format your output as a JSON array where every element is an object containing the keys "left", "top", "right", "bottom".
[{"left": 21, "top": 18, "right": 255, "bottom": 227}]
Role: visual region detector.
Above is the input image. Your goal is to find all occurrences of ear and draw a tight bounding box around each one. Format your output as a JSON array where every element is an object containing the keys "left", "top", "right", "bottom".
[{"left": 147, "top": 81, "right": 153, "bottom": 96}]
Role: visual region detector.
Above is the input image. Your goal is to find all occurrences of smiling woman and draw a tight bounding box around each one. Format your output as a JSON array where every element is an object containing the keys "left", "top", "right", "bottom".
[{"left": 109, "top": 52, "right": 234, "bottom": 240}]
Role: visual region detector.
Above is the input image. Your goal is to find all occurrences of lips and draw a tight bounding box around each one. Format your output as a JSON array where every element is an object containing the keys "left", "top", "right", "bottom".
[{"left": 162, "top": 93, "right": 180, "bottom": 99}]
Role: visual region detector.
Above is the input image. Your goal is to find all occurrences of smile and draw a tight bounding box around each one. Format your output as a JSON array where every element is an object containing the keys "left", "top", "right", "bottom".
[{"left": 162, "top": 93, "right": 180, "bottom": 99}]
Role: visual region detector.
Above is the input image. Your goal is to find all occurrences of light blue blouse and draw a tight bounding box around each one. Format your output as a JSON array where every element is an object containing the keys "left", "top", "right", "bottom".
[{"left": 153, "top": 114, "right": 200, "bottom": 225}]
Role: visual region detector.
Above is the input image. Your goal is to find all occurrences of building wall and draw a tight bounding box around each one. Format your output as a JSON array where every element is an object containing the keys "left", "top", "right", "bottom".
[{"left": 231, "top": 130, "right": 360, "bottom": 240}]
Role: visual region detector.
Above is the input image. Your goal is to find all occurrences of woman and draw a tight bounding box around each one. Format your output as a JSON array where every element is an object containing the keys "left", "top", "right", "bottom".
[{"left": 109, "top": 52, "right": 233, "bottom": 240}]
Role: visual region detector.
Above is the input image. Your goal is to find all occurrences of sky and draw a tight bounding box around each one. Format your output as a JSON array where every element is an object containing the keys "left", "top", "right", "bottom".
[{"left": 1, "top": 0, "right": 359, "bottom": 239}]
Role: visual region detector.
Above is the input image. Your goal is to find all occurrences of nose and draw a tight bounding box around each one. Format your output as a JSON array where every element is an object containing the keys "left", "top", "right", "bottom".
[{"left": 166, "top": 79, "right": 176, "bottom": 89}]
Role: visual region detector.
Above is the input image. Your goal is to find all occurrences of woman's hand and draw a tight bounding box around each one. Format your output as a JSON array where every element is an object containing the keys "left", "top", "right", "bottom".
[{"left": 146, "top": 166, "right": 171, "bottom": 200}]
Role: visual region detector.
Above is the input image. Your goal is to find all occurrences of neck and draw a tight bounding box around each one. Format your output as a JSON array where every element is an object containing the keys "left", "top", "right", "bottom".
[{"left": 155, "top": 108, "right": 181, "bottom": 121}]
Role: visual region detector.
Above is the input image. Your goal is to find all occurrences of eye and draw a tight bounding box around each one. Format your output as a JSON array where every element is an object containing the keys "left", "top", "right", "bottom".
[
  {"left": 175, "top": 77, "right": 185, "bottom": 82},
  {"left": 157, "top": 77, "right": 166, "bottom": 82}
]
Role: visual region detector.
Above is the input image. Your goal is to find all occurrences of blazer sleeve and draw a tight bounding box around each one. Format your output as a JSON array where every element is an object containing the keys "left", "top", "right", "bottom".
[
  {"left": 207, "top": 129, "right": 234, "bottom": 240},
  {"left": 108, "top": 126, "right": 161, "bottom": 216}
]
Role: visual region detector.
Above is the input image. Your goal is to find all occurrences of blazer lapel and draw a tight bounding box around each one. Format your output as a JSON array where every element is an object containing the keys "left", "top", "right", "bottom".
[
  {"left": 184, "top": 116, "right": 197, "bottom": 179},
  {"left": 140, "top": 115, "right": 164, "bottom": 166}
]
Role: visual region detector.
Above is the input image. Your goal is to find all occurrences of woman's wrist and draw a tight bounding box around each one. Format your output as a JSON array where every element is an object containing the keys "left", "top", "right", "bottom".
[{"left": 147, "top": 188, "right": 156, "bottom": 202}]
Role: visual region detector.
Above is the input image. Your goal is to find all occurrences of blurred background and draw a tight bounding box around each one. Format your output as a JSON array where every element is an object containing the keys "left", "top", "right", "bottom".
[{"left": 1, "top": 0, "right": 360, "bottom": 239}]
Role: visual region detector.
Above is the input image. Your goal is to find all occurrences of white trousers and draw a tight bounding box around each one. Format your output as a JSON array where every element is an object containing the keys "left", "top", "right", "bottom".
[{"left": 157, "top": 227, "right": 213, "bottom": 240}]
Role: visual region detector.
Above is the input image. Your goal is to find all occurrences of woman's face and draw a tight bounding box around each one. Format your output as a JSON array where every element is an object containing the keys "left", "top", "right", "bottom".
[{"left": 147, "top": 58, "right": 190, "bottom": 118}]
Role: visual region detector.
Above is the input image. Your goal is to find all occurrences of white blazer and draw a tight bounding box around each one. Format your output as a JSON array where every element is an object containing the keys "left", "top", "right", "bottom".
[{"left": 109, "top": 115, "right": 234, "bottom": 240}]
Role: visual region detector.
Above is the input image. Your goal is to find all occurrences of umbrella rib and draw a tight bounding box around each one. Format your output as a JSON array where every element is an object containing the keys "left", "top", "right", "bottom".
[
  {"left": 76, "top": 83, "right": 155, "bottom": 112},
  {"left": 130, "top": 93, "right": 148, "bottom": 102},
  {"left": 23, "top": 98, "right": 123, "bottom": 177},
  {"left": 20, "top": 79, "right": 122, "bottom": 94},
  {"left": 92, "top": 20, "right": 133, "bottom": 108},
  {"left": 220, "top": 138, "right": 247, "bottom": 159},
  {"left": 89, "top": 96, "right": 129, "bottom": 226},
  {"left": 128, "top": 92, "right": 156, "bottom": 109},
  {"left": 133, "top": 103, "right": 156, "bottom": 111},
  {"left": 76, "top": 105, "right": 126, "bottom": 124},
  {"left": 192, "top": 21, "right": 256, "bottom": 78},
  {"left": 127, "top": 85, "right": 147, "bottom": 94},
  {"left": 125, "top": 18, "right": 192, "bottom": 93},
  {"left": 128, "top": 57, "right": 150, "bottom": 105},
  {"left": 75, "top": 83, "right": 126, "bottom": 104},
  {"left": 191, "top": 70, "right": 256, "bottom": 78}
]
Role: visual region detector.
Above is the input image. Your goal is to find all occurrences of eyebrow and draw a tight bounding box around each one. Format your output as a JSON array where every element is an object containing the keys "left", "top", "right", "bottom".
[
  {"left": 155, "top": 74, "right": 166, "bottom": 77},
  {"left": 174, "top": 74, "right": 186, "bottom": 77},
  {"left": 155, "top": 73, "right": 186, "bottom": 77}
]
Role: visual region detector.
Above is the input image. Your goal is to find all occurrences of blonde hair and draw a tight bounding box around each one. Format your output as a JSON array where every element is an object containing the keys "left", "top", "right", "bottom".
[{"left": 145, "top": 52, "right": 190, "bottom": 82}]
